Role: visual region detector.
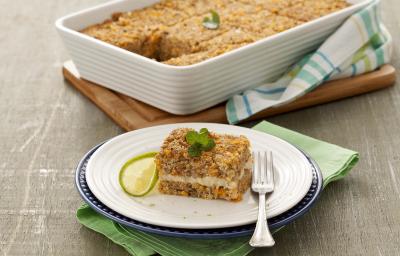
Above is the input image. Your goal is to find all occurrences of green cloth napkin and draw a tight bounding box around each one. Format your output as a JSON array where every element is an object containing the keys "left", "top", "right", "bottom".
[{"left": 77, "top": 121, "right": 359, "bottom": 256}]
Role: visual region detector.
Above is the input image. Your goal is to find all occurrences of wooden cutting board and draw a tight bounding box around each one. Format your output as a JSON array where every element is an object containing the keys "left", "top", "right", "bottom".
[{"left": 62, "top": 61, "right": 396, "bottom": 131}]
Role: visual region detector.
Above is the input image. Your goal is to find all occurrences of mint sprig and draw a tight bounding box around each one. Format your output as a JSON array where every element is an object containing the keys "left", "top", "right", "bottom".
[
  {"left": 203, "top": 10, "right": 220, "bottom": 30},
  {"left": 185, "top": 128, "right": 216, "bottom": 157}
]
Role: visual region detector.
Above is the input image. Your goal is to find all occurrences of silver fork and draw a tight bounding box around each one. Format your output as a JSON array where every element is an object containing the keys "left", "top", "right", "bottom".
[{"left": 249, "top": 151, "right": 275, "bottom": 247}]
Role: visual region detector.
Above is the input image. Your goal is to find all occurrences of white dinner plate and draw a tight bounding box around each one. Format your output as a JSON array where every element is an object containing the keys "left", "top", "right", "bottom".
[{"left": 86, "top": 123, "right": 313, "bottom": 229}]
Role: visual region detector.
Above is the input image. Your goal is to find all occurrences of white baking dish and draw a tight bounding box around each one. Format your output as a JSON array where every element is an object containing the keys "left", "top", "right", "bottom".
[{"left": 56, "top": 0, "right": 373, "bottom": 115}]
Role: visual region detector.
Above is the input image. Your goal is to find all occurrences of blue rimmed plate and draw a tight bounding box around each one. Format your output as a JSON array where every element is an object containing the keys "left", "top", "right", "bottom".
[
  {"left": 85, "top": 124, "right": 314, "bottom": 229},
  {"left": 75, "top": 143, "right": 323, "bottom": 239}
]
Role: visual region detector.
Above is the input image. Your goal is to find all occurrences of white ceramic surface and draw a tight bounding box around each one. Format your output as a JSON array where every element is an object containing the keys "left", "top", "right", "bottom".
[
  {"left": 85, "top": 123, "right": 314, "bottom": 229},
  {"left": 56, "top": 0, "right": 373, "bottom": 115}
]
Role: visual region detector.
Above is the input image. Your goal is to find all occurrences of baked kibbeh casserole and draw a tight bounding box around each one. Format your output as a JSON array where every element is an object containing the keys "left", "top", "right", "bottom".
[
  {"left": 81, "top": 0, "right": 350, "bottom": 66},
  {"left": 155, "top": 128, "right": 252, "bottom": 201}
]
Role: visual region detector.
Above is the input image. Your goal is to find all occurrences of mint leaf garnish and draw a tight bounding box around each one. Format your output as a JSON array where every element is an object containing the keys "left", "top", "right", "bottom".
[
  {"left": 188, "top": 144, "right": 202, "bottom": 157},
  {"left": 185, "top": 128, "right": 216, "bottom": 157},
  {"left": 197, "top": 132, "right": 210, "bottom": 147},
  {"left": 202, "top": 139, "right": 216, "bottom": 151},
  {"left": 185, "top": 131, "right": 198, "bottom": 145},
  {"left": 203, "top": 10, "right": 220, "bottom": 30},
  {"left": 200, "top": 128, "right": 209, "bottom": 134}
]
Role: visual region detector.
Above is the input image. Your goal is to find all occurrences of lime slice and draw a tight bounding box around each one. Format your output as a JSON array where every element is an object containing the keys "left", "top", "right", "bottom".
[{"left": 119, "top": 152, "right": 158, "bottom": 197}]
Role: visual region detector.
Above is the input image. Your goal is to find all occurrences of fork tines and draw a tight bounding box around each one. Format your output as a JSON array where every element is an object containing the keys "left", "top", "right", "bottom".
[{"left": 252, "top": 151, "right": 275, "bottom": 191}]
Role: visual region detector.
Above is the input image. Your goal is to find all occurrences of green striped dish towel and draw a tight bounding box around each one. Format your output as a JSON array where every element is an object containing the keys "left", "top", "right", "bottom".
[{"left": 226, "top": 0, "right": 392, "bottom": 124}]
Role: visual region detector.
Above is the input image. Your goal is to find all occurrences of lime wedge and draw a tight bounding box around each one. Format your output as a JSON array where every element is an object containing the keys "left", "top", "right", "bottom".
[{"left": 119, "top": 152, "right": 158, "bottom": 197}]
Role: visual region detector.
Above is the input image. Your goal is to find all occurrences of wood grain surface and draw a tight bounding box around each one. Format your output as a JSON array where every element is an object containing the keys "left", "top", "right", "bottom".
[
  {"left": 63, "top": 63, "right": 396, "bottom": 131},
  {"left": 1, "top": 0, "right": 400, "bottom": 255}
]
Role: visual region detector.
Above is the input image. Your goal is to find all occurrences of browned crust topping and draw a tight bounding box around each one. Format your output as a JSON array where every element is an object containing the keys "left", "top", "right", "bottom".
[
  {"left": 81, "top": 0, "right": 350, "bottom": 65},
  {"left": 155, "top": 128, "right": 251, "bottom": 180}
]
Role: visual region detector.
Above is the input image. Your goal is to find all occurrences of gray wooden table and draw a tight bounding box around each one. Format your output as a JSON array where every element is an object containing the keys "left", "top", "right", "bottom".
[{"left": 1, "top": 0, "right": 399, "bottom": 255}]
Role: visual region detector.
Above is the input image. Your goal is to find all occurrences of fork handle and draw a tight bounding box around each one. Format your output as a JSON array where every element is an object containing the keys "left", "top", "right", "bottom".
[{"left": 249, "top": 193, "right": 275, "bottom": 247}]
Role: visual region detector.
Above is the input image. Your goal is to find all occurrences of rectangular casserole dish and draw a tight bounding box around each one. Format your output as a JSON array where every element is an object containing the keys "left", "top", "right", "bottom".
[{"left": 56, "top": 0, "right": 373, "bottom": 115}]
